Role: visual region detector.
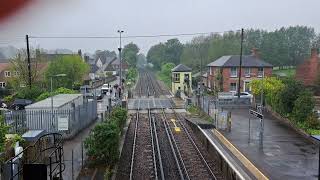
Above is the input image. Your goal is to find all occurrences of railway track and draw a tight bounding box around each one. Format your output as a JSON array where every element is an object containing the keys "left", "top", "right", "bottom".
[
  {"left": 161, "top": 107, "right": 221, "bottom": 180},
  {"left": 135, "top": 70, "right": 165, "bottom": 98},
  {"left": 129, "top": 109, "right": 165, "bottom": 180}
]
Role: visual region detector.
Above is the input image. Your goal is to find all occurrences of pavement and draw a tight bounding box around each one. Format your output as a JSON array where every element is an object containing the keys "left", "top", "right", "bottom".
[
  {"left": 62, "top": 77, "right": 120, "bottom": 180},
  {"left": 219, "top": 108, "right": 318, "bottom": 180},
  {"left": 63, "top": 120, "right": 98, "bottom": 180}
]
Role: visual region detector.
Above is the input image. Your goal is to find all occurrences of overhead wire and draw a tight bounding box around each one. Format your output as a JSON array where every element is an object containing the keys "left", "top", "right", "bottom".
[{"left": 28, "top": 30, "right": 241, "bottom": 39}]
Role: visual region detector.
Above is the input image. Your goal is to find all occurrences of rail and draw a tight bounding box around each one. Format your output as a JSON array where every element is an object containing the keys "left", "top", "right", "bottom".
[
  {"left": 150, "top": 109, "right": 165, "bottom": 180},
  {"left": 129, "top": 110, "right": 139, "bottom": 180},
  {"left": 173, "top": 109, "right": 217, "bottom": 180}
]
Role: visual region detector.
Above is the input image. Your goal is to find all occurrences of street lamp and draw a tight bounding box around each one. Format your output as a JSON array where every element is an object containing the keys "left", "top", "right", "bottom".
[
  {"left": 50, "top": 73, "right": 67, "bottom": 130},
  {"left": 117, "top": 30, "right": 124, "bottom": 88}
]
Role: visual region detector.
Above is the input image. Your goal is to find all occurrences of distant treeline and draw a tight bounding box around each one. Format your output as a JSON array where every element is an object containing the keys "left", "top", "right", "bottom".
[{"left": 147, "top": 26, "right": 320, "bottom": 71}]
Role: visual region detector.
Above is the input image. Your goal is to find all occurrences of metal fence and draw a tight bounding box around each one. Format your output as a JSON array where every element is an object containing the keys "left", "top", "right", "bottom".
[{"left": 4, "top": 100, "right": 97, "bottom": 139}]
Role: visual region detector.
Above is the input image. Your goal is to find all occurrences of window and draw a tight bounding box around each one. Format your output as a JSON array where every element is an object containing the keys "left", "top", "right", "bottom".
[
  {"left": 0, "top": 82, "right": 5, "bottom": 88},
  {"left": 258, "top": 67, "right": 264, "bottom": 77},
  {"left": 244, "top": 81, "right": 251, "bottom": 92},
  {"left": 230, "top": 82, "right": 237, "bottom": 92},
  {"left": 209, "top": 67, "right": 212, "bottom": 75},
  {"left": 245, "top": 68, "right": 251, "bottom": 77},
  {"left": 184, "top": 74, "right": 190, "bottom": 83},
  {"left": 4, "top": 71, "right": 11, "bottom": 77},
  {"left": 13, "top": 71, "right": 19, "bottom": 76},
  {"left": 173, "top": 73, "right": 180, "bottom": 82},
  {"left": 230, "top": 67, "right": 237, "bottom": 77}
]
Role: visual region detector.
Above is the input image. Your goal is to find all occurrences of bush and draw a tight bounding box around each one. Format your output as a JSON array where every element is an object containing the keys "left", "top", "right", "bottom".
[
  {"left": 3, "top": 95, "right": 14, "bottom": 104},
  {"left": 16, "top": 86, "right": 44, "bottom": 101},
  {"left": 291, "top": 90, "right": 315, "bottom": 123},
  {"left": 84, "top": 121, "right": 120, "bottom": 165},
  {"left": 0, "top": 115, "right": 9, "bottom": 152},
  {"left": 109, "top": 107, "right": 127, "bottom": 128}
]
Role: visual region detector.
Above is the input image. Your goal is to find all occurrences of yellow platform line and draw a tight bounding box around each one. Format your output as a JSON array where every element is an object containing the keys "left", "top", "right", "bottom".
[{"left": 212, "top": 129, "right": 269, "bottom": 180}]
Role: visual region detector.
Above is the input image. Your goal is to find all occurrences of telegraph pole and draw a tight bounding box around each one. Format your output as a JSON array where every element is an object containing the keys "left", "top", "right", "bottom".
[
  {"left": 26, "top": 35, "right": 32, "bottom": 88},
  {"left": 117, "top": 30, "right": 124, "bottom": 87},
  {"left": 237, "top": 29, "right": 244, "bottom": 98}
]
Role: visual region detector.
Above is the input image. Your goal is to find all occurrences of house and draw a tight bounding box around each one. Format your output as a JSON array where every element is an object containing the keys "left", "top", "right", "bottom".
[
  {"left": 89, "top": 64, "right": 99, "bottom": 80},
  {"left": 0, "top": 63, "right": 11, "bottom": 88},
  {"left": 171, "top": 64, "right": 192, "bottom": 96},
  {"left": 104, "top": 63, "right": 117, "bottom": 76},
  {"left": 207, "top": 49, "right": 273, "bottom": 93},
  {"left": 110, "top": 58, "right": 128, "bottom": 74},
  {"left": 296, "top": 48, "right": 319, "bottom": 87},
  {"left": 0, "top": 62, "right": 48, "bottom": 88}
]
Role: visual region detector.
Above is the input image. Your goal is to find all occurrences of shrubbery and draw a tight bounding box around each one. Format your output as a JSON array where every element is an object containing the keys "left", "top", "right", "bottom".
[
  {"left": 251, "top": 77, "right": 320, "bottom": 134},
  {"left": 84, "top": 107, "right": 127, "bottom": 169}
]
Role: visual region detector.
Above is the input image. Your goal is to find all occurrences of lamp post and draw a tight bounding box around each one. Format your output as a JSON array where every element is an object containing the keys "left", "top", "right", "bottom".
[
  {"left": 117, "top": 30, "right": 124, "bottom": 88},
  {"left": 50, "top": 74, "right": 66, "bottom": 130}
]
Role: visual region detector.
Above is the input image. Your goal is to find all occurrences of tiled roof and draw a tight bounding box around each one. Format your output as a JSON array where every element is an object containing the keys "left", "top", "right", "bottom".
[
  {"left": 0, "top": 63, "right": 10, "bottom": 72},
  {"left": 207, "top": 55, "right": 273, "bottom": 67},
  {"left": 171, "top": 64, "right": 192, "bottom": 72}
]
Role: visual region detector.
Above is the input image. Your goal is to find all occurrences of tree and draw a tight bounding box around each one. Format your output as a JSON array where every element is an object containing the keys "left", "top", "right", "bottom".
[
  {"left": 147, "top": 43, "right": 166, "bottom": 70},
  {"left": 158, "top": 63, "right": 175, "bottom": 88},
  {"left": 292, "top": 90, "right": 315, "bottom": 123},
  {"left": 84, "top": 121, "right": 120, "bottom": 165},
  {"left": 277, "top": 78, "right": 304, "bottom": 115},
  {"left": 164, "top": 39, "right": 183, "bottom": 65},
  {"left": 45, "top": 55, "right": 89, "bottom": 89},
  {"left": 137, "top": 53, "right": 147, "bottom": 68},
  {"left": 122, "top": 43, "right": 140, "bottom": 67},
  {"left": 9, "top": 49, "right": 44, "bottom": 89}
]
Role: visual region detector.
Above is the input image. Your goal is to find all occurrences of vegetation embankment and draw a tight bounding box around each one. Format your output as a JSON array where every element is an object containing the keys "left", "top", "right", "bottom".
[
  {"left": 251, "top": 77, "right": 320, "bottom": 135},
  {"left": 156, "top": 63, "right": 175, "bottom": 89},
  {"left": 83, "top": 107, "right": 127, "bottom": 179}
]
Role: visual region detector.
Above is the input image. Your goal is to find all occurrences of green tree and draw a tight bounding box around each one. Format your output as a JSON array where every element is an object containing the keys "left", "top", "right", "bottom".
[
  {"left": 84, "top": 121, "right": 120, "bottom": 165},
  {"left": 122, "top": 43, "right": 140, "bottom": 67},
  {"left": 147, "top": 43, "right": 166, "bottom": 70},
  {"left": 278, "top": 78, "right": 304, "bottom": 115},
  {"left": 292, "top": 90, "right": 315, "bottom": 123},
  {"left": 45, "top": 55, "right": 89, "bottom": 89},
  {"left": 158, "top": 63, "right": 175, "bottom": 88}
]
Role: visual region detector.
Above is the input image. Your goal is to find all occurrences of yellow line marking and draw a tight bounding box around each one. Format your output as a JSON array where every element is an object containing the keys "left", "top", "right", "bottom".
[
  {"left": 212, "top": 129, "right": 269, "bottom": 180},
  {"left": 171, "top": 119, "right": 181, "bottom": 132}
]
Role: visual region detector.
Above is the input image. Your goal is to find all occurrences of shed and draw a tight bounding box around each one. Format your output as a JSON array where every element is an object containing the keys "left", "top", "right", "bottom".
[
  {"left": 24, "top": 94, "right": 84, "bottom": 133},
  {"left": 25, "top": 94, "right": 83, "bottom": 111}
]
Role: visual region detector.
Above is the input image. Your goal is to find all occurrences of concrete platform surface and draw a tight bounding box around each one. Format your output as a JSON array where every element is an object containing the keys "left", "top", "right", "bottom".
[{"left": 221, "top": 108, "right": 318, "bottom": 180}]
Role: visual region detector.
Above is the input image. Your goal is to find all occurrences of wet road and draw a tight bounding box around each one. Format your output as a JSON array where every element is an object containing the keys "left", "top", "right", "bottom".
[{"left": 221, "top": 108, "right": 318, "bottom": 180}]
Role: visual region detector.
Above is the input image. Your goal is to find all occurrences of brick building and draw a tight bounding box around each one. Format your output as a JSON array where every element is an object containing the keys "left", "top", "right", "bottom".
[
  {"left": 207, "top": 49, "right": 273, "bottom": 92},
  {"left": 296, "top": 48, "right": 320, "bottom": 87}
]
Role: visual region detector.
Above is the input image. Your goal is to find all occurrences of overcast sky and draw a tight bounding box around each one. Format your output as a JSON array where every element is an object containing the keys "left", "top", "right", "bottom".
[{"left": 0, "top": 0, "right": 319, "bottom": 54}]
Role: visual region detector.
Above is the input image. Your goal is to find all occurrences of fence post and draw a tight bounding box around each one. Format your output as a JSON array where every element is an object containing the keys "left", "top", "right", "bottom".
[
  {"left": 81, "top": 141, "right": 84, "bottom": 168},
  {"left": 72, "top": 149, "right": 74, "bottom": 180}
]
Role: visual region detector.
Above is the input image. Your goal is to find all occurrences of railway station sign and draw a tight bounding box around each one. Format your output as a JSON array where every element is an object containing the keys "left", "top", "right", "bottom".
[{"left": 58, "top": 115, "right": 69, "bottom": 131}]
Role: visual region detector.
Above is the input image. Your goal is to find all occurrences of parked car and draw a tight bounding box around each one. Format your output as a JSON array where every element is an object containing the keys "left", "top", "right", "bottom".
[
  {"left": 101, "top": 84, "right": 112, "bottom": 94},
  {"left": 95, "top": 89, "right": 103, "bottom": 100},
  {"left": 80, "top": 85, "right": 94, "bottom": 98},
  {"left": 233, "top": 92, "right": 253, "bottom": 99},
  {"left": 10, "top": 99, "right": 33, "bottom": 110}
]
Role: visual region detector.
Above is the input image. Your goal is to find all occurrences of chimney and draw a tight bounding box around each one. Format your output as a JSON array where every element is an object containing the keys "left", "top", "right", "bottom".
[
  {"left": 251, "top": 48, "right": 260, "bottom": 59},
  {"left": 311, "top": 48, "right": 319, "bottom": 58}
]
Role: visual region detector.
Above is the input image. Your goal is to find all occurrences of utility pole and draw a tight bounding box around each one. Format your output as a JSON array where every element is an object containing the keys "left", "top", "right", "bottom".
[
  {"left": 117, "top": 30, "right": 124, "bottom": 87},
  {"left": 237, "top": 28, "right": 244, "bottom": 98},
  {"left": 26, "top": 35, "right": 32, "bottom": 88}
]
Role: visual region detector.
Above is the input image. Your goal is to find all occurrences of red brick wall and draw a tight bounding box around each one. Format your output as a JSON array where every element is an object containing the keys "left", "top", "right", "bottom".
[
  {"left": 296, "top": 49, "right": 319, "bottom": 86},
  {"left": 207, "top": 66, "right": 273, "bottom": 92}
]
